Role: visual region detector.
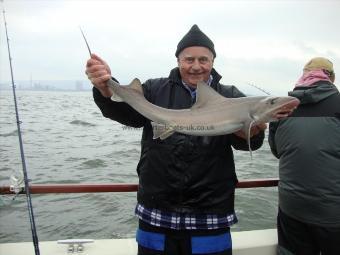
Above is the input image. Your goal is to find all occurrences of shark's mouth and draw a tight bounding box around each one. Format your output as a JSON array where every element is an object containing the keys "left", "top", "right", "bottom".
[{"left": 274, "top": 98, "right": 300, "bottom": 116}]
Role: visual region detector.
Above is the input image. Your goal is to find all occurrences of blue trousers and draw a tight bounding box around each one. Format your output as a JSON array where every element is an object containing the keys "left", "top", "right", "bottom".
[{"left": 136, "top": 220, "right": 232, "bottom": 255}]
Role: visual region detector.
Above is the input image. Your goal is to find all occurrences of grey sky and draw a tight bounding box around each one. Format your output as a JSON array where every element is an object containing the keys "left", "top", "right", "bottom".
[{"left": 1, "top": 0, "right": 339, "bottom": 95}]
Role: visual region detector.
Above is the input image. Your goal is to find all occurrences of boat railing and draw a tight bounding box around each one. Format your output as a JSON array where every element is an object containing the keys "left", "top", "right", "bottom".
[
  {"left": 0, "top": 178, "right": 278, "bottom": 194},
  {"left": 0, "top": 178, "right": 280, "bottom": 254}
]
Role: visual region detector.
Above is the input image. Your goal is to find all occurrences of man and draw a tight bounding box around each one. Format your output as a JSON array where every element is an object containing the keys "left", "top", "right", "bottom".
[
  {"left": 269, "top": 57, "right": 340, "bottom": 255},
  {"left": 86, "top": 25, "right": 266, "bottom": 255}
]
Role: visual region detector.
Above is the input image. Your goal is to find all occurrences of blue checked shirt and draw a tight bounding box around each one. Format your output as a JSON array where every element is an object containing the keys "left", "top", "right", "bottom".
[
  {"left": 135, "top": 203, "right": 238, "bottom": 230},
  {"left": 182, "top": 75, "right": 213, "bottom": 99}
]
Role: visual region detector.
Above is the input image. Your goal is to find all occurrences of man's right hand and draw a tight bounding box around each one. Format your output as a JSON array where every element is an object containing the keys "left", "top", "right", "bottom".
[{"left": 86, "top": 54, "right": 113, "bottom": 98}]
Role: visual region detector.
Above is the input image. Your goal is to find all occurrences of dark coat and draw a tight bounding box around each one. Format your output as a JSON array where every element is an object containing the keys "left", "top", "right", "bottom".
[
  {"left": 269, "top": 81, "right": 340, "bottom": 227},
  {"left": 94, "top": 67, "right": 264, "bottom": 214}
]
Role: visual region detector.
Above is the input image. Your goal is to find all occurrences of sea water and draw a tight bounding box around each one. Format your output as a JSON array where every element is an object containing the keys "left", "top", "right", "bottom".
[{"left": 0, "top": 90, "right": 278, "bottom": 243}]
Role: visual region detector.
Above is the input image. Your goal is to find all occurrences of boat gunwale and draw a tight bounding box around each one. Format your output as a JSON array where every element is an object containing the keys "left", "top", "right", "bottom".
[{"left": 0, "top": 178, "right": 279, "bottom": 194}]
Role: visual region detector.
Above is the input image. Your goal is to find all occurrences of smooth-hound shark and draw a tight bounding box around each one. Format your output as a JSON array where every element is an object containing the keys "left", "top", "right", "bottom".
[
  {"left": 80, "top": 30, "right": 299, "bottom": 146},
  {"left": 106, "top": 78, "right": 300, "bottom": 148}
]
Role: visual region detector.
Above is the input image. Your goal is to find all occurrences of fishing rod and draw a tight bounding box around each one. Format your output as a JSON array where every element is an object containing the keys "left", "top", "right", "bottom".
[
  {"left": 2, "top": 9, "right": 41, "bottom": 255},
  {"left": 79, "top": 26, "right": 92, "bottom": 57}
]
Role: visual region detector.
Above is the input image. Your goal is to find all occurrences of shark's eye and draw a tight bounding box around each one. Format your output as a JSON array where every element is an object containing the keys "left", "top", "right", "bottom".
[{"left": 270, "top": 98, "right": 278, "bottom": 105}]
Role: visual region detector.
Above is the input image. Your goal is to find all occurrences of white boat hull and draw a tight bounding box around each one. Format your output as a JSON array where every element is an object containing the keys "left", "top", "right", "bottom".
[{"left": 0, "top": 229, "right": 277, "bottom": 255}]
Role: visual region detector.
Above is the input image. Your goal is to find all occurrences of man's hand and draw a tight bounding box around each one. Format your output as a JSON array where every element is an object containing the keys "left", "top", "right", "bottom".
[
  {"left": 233, "top": 123, "right": 267, "bottom": 139},
  {"left": 272, "top": 108, "right": 295, "bottom": 119},
  {"left": 86, "top": 54, "right": 113, "bottom": 98}
]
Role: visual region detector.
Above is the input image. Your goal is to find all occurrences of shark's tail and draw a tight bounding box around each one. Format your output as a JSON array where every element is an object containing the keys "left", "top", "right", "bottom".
[{"left": 108, "top": 78, "right": 144, "bottom": 102}]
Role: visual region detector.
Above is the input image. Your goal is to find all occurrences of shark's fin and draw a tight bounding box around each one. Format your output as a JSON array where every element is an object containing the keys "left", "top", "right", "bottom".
[
  {"left": 111, "top": 94, "right": 123, "bottom": 102},
  {"left": 127, "top": 78, "right": 144, "bottom": 95},
  {"left": 151, "top": 122, "right": 175, "bottom": 140},
  {"left": 191, "top": 81, "right": 227, "bottom": 109}
]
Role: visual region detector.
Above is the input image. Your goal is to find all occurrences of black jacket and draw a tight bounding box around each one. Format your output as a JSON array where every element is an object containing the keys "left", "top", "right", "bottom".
[
  {"left": 94, "top": 67, "right": 264, "bottom": 214},
  {"left": 269, "top": 81, "right": 340, "bottom": 227}
]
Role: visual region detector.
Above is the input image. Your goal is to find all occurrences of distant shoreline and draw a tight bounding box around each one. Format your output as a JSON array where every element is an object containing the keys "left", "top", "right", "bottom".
[
  {"left": 0, "top": 88, "right": 92, "bottom": 92},
  {"left": 0, "top": 79, "right": 92, "bottom": 91}
]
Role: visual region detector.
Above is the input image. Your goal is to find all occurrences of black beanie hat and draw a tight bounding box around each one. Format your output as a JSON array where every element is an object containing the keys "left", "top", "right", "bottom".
[{"left": 175, "top": 24, "right": 216, "bottom": 58}]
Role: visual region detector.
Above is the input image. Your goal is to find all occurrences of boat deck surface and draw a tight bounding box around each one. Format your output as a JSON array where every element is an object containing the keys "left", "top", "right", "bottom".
[{"left": 0, "top": 229, "right": 277, "bottom": 255}]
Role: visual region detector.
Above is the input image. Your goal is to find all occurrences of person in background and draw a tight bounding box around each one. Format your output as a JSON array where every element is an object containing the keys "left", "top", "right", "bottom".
[
  {"left": 269, "top": 57, "right": 340, "bottom": 255},
  {"left": 86, "top": 25, "right": 267, "bottom": 255}
]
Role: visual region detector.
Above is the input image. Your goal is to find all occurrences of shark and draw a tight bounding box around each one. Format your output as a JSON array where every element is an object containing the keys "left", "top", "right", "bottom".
[{"left": 107, "top": 78, "right": 299, "bottom": 148}]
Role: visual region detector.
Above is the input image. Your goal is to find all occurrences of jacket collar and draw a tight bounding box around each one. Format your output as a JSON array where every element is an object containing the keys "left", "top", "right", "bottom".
[{"left": 289, "top": 81, "right": 339, "bottom": 105}]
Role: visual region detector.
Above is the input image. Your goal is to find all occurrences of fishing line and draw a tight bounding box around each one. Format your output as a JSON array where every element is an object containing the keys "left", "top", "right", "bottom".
[
  {"left": 2, "top": 9, "right": 40, "bottom": 255},
  {"left": 247, "top": 83, "right": 271, "bottom": 95}
]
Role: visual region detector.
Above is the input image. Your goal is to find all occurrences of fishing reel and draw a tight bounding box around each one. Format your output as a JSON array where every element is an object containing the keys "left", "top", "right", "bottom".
[
  {"left": 9, "top": 170, "right": 24, "bottom": 196},
  {"left": 0, "top": 171, "right": 24, "bottom": 206}
]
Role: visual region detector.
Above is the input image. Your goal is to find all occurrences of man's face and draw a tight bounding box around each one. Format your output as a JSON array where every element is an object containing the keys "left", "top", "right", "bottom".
[{"left": 177, "top": 46, "right": 214, "bottom": 87}]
